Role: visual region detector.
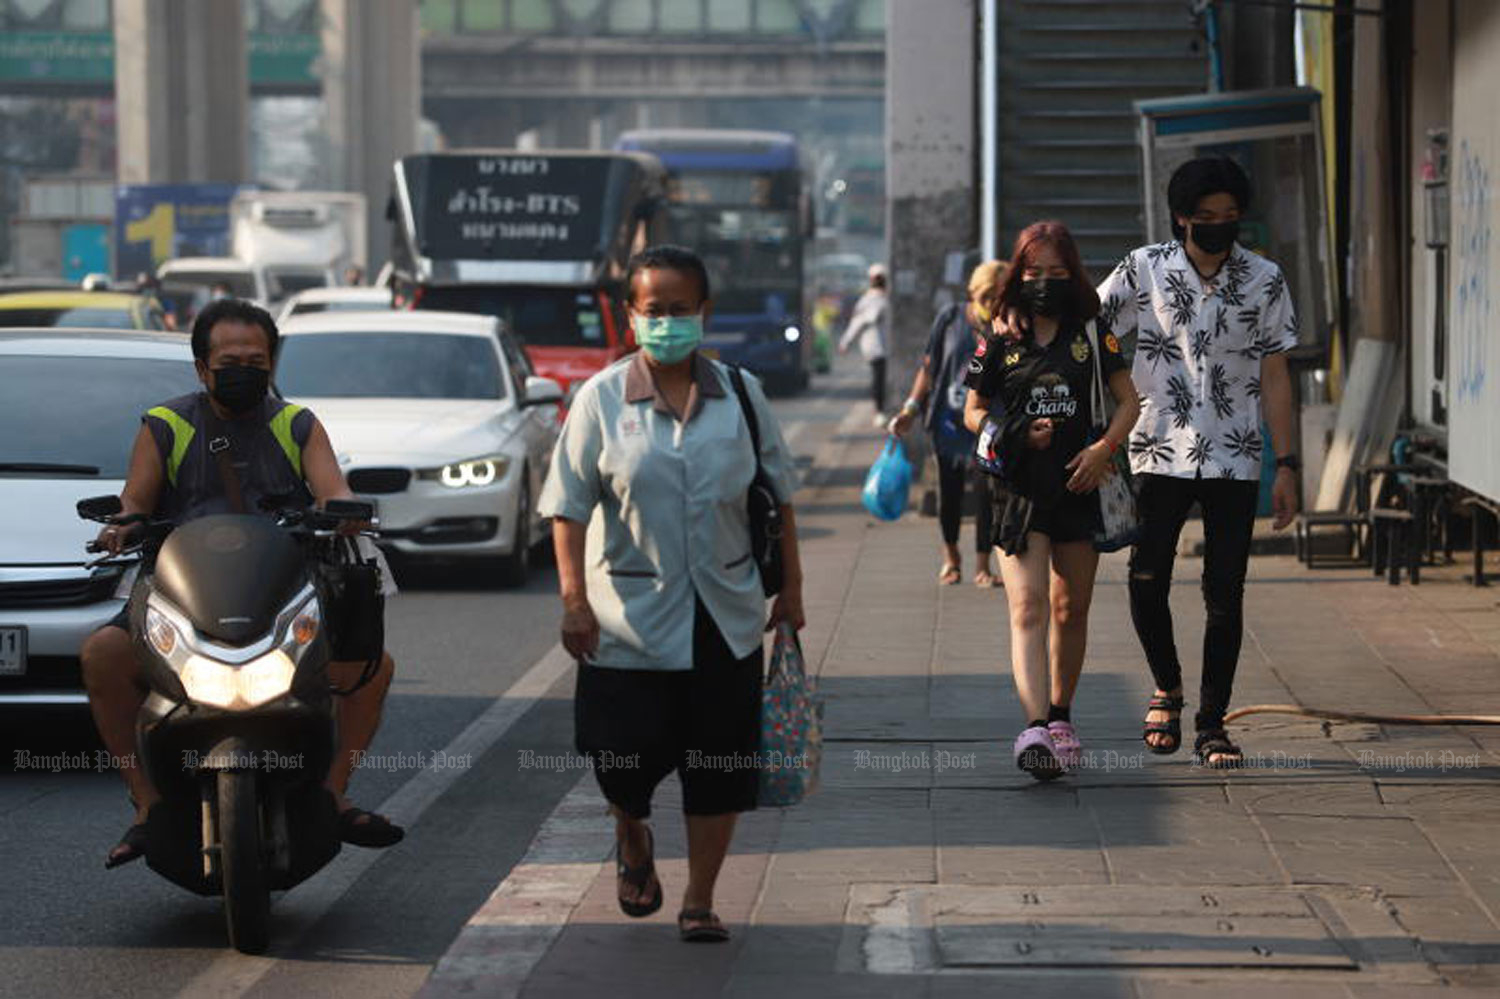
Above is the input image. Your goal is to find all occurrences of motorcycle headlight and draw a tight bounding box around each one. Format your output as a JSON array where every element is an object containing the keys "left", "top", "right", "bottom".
[
  {"left": 423, "top": 455, "right": 510, "bottom": 488},
  {"left": 145, "top": 606, "right": 178, "bottom": 657},
  {"left": 179, "top": 651, "right": 296, "bottom": 711},
  {"left": 237, "top": 651, "right": 297, "bottom": 708},
  {"left": 179, "top": 656, "right": 240, "bottom": 709}
]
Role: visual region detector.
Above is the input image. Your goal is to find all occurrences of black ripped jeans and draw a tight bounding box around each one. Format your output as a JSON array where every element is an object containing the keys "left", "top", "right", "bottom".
[{"left": 1127, "top": 473, "right": 1259, "bottom": 733}]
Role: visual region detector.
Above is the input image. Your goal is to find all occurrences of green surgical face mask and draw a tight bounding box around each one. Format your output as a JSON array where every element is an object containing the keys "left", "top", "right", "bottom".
[{"left": 631, "top": 313, "right": 704, "bottom": 364}]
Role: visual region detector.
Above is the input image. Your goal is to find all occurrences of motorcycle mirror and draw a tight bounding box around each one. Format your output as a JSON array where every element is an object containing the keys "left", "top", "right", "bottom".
[
  {"left": 323, "top": 498, "right": 374, "bottom": 522},
  {"left": 77, "top": 495, "right": 123, "bottom": 521}
]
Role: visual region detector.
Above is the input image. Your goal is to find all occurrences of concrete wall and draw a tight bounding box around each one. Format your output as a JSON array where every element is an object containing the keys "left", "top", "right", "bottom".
[
  {"left": 884, "top": 0, "right": 976, "bottom": 401},
  {"left": 320, "top": 0, "right": 420, "bottom": 270},
  {"left": 1346, "top": 0, "right": 1400, "bottom": 347},
  {"left": 1406, "top": 0, "right": 1453, "bottom": 432},
  {"left": 114, "top": 0, "right": 248, "bottom": 184}
]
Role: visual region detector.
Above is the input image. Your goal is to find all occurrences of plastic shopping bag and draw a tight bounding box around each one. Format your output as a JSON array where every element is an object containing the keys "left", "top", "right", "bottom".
[
  {"left": 862, "top": 436, "right": 912, "bottom": 521},
  {"left": 759, "top": 623, "right": 823, "bottom": 807}
]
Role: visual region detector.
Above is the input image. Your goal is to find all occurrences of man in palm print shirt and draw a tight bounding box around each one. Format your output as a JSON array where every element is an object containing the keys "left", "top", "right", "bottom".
[{"left": 1095, "top": 157, "right": 1299, "bottom": 768}]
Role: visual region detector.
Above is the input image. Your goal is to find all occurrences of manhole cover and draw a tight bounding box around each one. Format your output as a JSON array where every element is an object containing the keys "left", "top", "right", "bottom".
[{"left": 853, "top": 885, "right": 1363, "bottom": 973}]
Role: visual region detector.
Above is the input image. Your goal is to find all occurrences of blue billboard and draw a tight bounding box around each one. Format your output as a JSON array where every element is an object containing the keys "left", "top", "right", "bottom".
[{"left": 114, "top": 184, "right": 253, "bottom": 279}]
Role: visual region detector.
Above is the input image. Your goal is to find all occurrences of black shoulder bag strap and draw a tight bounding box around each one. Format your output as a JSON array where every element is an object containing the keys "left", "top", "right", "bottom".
[
  {"left": 206, "top": 411, "right": 249, "bottom": 514},
  {"left": 727, "top": 365, "right": 784, "bottom": 597},
  {"left": 728, "top": 365, "right": 764, "bottom": 465}
]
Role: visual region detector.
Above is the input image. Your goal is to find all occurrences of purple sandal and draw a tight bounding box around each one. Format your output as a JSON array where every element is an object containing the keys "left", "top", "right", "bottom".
[
  {"left": 1047, "top": 721, "right": 1083, "bottom": 770},
  {"left": 1013, "top": 725, "right": 1064, "bottom": 782}
]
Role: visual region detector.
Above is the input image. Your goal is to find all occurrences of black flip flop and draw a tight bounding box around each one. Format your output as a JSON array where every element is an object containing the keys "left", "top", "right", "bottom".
[
  {"left": 1194, "top": 729, "right": 1244, "bottom": 769},
  {"left": 104, "top": 822, "right": 148, "bottom": 870},
  {"left": 338, "top": 807, "right": 405, "bottom": 848},
  {"left": 678, "top": 908, "right": 730, "bottom": 943},
  {"left": 616, "top": 825, "right": 662, "bottom": 918},
  {"left": 1142, "top": 693, "right": 1185, "bottom": 755}
]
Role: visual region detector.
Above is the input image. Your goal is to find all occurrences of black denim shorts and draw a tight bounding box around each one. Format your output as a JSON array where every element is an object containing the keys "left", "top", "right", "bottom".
[{"left": 573, "top": 595, "right": 763, "bottom": 818}]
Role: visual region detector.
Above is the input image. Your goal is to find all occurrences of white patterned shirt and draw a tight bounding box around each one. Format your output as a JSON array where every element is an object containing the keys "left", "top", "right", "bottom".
[{"left": 1096, "top": 240, "right": 1297, "bottom": 481}]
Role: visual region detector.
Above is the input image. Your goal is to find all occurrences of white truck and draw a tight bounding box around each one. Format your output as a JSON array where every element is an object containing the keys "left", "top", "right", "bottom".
[{"left": 228, "top": 191, "right": 367, "bottom": 305}]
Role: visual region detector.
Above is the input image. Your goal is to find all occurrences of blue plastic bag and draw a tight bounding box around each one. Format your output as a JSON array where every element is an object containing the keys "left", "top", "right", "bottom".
[{"left": 862, "top": 436, "right": 912, "bottom": 521}]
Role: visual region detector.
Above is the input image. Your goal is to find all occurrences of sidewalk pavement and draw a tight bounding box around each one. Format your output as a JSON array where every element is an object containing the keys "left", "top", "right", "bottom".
[{"left": 420, "top": 400, "right": 1500, "bottom": 999}]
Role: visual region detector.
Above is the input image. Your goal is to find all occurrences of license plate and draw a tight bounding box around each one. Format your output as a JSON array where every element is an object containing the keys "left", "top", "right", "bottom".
[{"left": 0, "top": 626, "right": 25, "bottom": 676}]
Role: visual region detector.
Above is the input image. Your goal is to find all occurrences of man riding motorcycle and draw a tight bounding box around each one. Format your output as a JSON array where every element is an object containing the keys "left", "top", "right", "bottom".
[{"left": 81, "top": 297, "right": 404, "bottom": 868}]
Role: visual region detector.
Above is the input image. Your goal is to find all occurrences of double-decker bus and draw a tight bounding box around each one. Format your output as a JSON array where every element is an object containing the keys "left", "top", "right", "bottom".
[
  {"left": 387, "top": 150, "right": 669, "bottom": 399},
  {"left": 614, "top": 129, "right": 811, "bottom": 393}
]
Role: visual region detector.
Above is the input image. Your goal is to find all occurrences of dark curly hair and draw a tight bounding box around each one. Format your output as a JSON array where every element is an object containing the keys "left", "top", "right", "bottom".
[
  {"left": 1167, "top": 156, "right": 1252, "bottom": 240},
  {"left": 189, "top": 297, "right": 279, "bottom": 362}
]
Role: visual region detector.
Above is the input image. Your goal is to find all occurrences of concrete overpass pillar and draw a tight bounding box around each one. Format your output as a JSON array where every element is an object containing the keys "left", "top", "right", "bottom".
[
  {"left": 884, "top": 0, "right": 978, "bottom": 401},
  {"left": 320, "top": 0, "right": 421, "bottom": 270},
  {"left": 114, "top": 0, "right": 248, "bottom": 184}
]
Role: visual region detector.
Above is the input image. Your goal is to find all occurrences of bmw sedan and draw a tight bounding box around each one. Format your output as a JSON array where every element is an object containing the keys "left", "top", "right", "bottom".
[
  {"left": 0, "top": 330, "right": 198, "bottom": 706},
  {"left": 275, "top": 310, "right": 562, "bottom": 585}
]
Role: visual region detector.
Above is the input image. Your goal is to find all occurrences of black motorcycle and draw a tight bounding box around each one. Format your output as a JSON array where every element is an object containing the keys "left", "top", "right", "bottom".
[{"left": 77, "top": 496, "right": 382, "bottom": 954}]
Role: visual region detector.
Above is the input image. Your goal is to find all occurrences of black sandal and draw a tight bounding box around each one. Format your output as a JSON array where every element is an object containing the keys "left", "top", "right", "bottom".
[
  {"left": 104, "top": 822, "right": 148, "bottom": 870},
  {"left": 1142, "top": 693, "right": 1185, "bottom": 755},
  {"left": 678, "top": 908, "right": 730, "bottom": 943},
  {"left": 338, "top": 807, "right": 405, "bottom": 848},
  {"left": 1194, "top": 729, "right": 1244, "bottom": 769},
  {"left": 615, "top": 825, "right": 662, "bottom": 918}
]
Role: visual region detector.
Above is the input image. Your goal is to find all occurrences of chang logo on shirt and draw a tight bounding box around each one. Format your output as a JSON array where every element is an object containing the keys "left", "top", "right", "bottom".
[{"left": 1025, "top": 374, "right": 1078, "bottom": 420}]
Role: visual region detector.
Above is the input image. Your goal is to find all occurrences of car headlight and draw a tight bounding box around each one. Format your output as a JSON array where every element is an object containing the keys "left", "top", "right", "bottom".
[
  {"left": 421, "top": 455, "right": 510, "bottom": 488},
  {"left": 179, "top": 651, "right": 296, "bottom": 710}
]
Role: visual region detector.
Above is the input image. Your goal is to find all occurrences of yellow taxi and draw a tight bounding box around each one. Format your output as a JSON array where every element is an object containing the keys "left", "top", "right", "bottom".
[{"left": 0, "top": 291, "right": 170, "bottom": 331}]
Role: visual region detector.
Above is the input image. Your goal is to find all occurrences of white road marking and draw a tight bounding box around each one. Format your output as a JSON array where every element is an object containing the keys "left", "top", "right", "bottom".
[
  {"left": 416, "top": 776, "right": 606, "bottom": 999},
  {"left": 172, "top": 642, "right": 576, "bottom": 999}
]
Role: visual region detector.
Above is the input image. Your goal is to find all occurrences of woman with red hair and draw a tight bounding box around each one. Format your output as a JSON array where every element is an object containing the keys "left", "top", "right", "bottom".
[{"left": 962, "top": 222, "right": 1139, "bottom": 780}]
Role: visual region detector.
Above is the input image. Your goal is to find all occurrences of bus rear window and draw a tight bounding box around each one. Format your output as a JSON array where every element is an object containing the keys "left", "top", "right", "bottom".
[{"left": 417, "top": 286, "right": 609, "bottom": 349}]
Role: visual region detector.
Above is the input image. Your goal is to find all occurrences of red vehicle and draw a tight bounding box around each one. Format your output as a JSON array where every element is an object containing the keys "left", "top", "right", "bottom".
[{"left": 387, "top": 150, "right": 669, "bottom": 401}]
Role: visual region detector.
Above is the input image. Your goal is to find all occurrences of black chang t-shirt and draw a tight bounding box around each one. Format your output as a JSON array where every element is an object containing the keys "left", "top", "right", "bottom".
[{"left": 964, "top": 318, "right": 1127, "bottom": 502}]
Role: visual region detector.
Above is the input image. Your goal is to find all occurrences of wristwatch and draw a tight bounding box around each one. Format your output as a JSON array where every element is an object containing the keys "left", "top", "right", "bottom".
[{"left": 1275, "top": 454, "right": 1301, "bottom": 473}]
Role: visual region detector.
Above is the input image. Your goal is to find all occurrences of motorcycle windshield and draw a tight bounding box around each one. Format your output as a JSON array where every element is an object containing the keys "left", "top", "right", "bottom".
[{"left": 152, "top": 515, "right": 307, "bottom": 646}]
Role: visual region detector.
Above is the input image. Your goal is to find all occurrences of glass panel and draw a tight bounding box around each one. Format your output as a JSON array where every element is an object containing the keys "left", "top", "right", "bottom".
[
  {"left": 756, "top": 0, "right": 800, "bottom": 34},
  {"left": 706, "top": 0, "right": 750, "bottom": 32},
  {"left": 418, "top": 286, "right": 608, "bottom": 349},
  {"left": 0, "top": 357, "right": 199, "bottom": 478},
  {"left": 61, "top": 0, "right": 109, "bottom": 31},
  {"left": 509, "top": 0, "right": 555, "bottom": 31},
  {"left": 607, "top": 0, "right": 653, "bottom": 33},
  {"left": 658, "top": 0, "right": 701, "bottom": 33},
  {"left": 421, "top": 0, "right": 458, "bottom": 33},
  {"left": 277, "top": 333, "right": 506, "bottom": 400},
  {"left": 854, "top": 0, "right": 884, "bottom": 34}
]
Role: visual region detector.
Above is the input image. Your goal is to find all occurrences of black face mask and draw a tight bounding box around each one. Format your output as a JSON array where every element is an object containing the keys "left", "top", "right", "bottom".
[
  {"left": 1019, "top": 278, "right": 1073, "bottom": 318},
  {"left": 210, "top": 365, "right": 270, "bottom": 415},
  {"left": 1188, "top": 219, "right": 1240, "bottom": 256}
]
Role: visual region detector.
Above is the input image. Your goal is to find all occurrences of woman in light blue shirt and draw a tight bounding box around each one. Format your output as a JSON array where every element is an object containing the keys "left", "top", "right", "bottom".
[{"left": 539, "top": 245, "right": 804, "bottom": 944}]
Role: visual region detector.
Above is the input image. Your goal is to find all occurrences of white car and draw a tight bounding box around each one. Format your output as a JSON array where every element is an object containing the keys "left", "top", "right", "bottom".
[
  {"left": 275, "top": 310, "right": 562, "bottom": 585},
  {"left": 276, "top": 286, "right": 392, "bottom": 326},
  {"left": 0, "top": 330, "right": 199, "bottom": 706}
]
